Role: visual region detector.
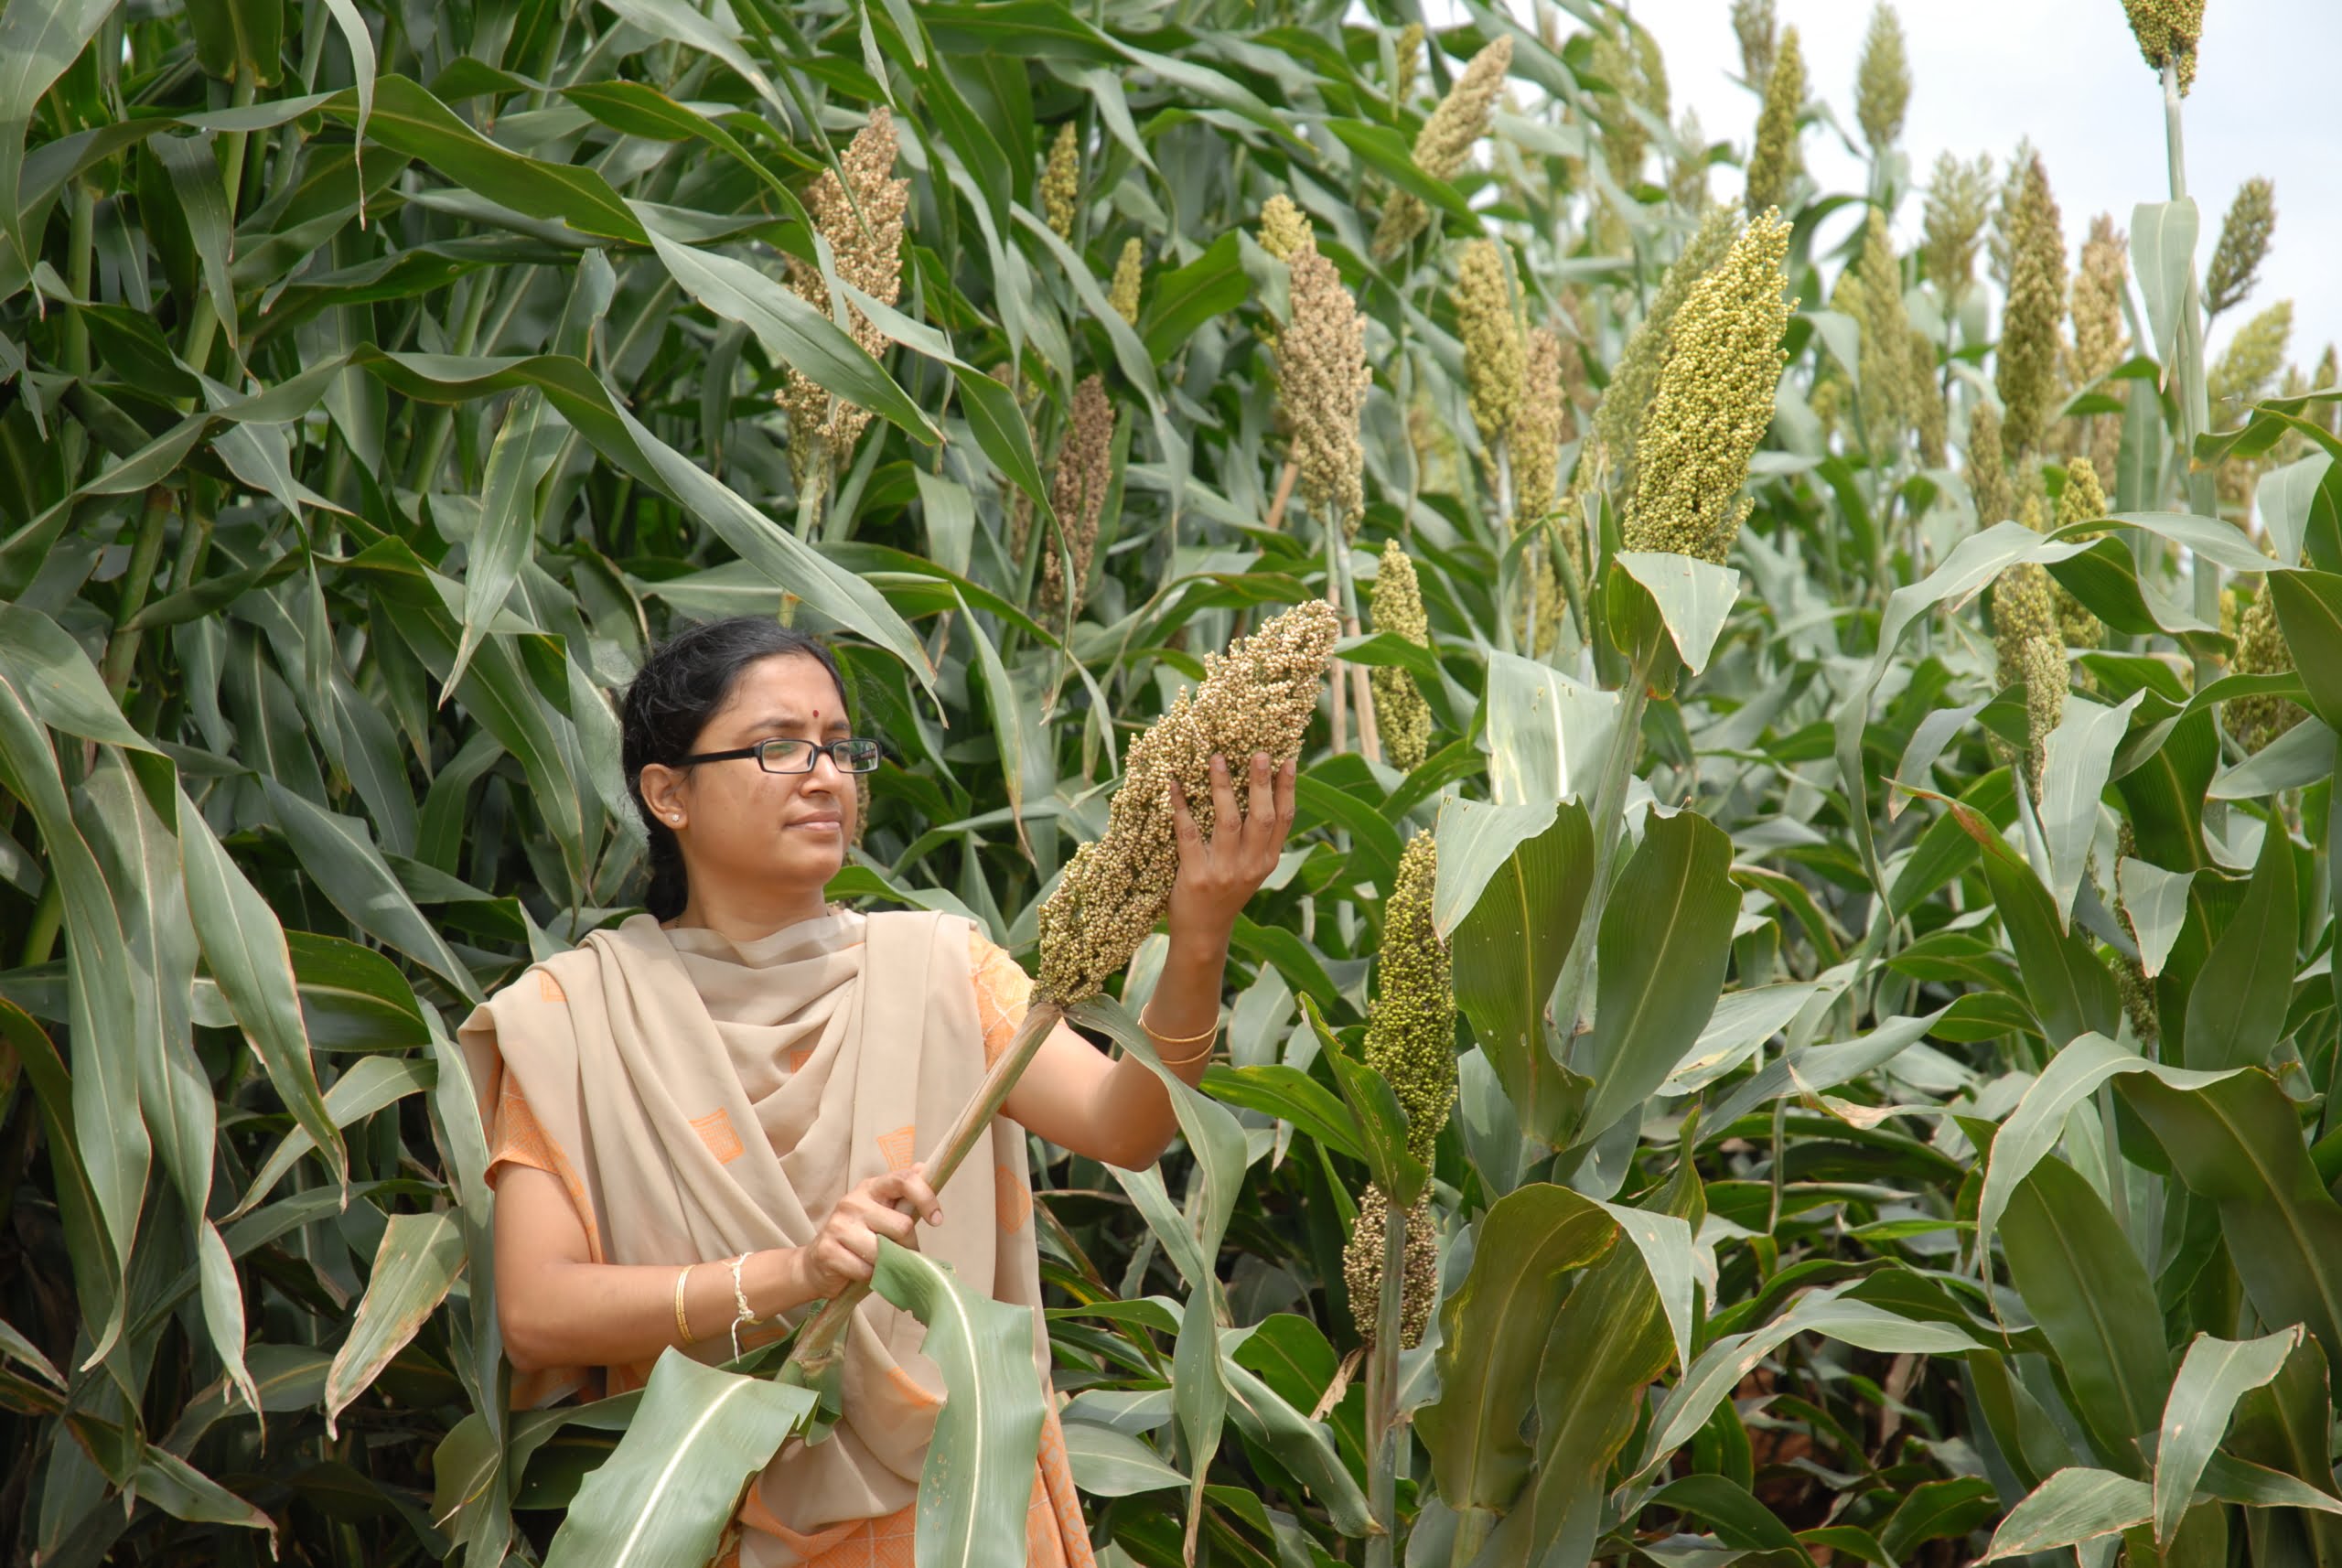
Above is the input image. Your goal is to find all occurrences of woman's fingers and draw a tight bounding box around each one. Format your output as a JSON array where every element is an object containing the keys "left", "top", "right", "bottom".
[
  {"left": 1241, "top": 752, "right": 1274, "bottom": 861},
  {"left": 880, "top": 1165, "right": 943, "bottom": 1226},
  {"left": 1207, "top": 753, "right": 1239, "bottom": 859},
  {"left": 1168, "top": 776, "right": 1202, "bottom": 865}
]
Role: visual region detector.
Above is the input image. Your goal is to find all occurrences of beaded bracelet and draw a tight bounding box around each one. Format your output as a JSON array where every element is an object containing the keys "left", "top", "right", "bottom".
[{"left": 726, "top": 1253, "right": 756, "bottom": 1360}]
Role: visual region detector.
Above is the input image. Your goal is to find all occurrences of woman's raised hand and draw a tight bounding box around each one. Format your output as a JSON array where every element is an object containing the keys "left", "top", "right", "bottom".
[
  {"left": 796, "top": 1163, "right": 942, "bottom": 1296},
  {"left": 1166, "top": 751, "right": 1299, "bottom": 945}
]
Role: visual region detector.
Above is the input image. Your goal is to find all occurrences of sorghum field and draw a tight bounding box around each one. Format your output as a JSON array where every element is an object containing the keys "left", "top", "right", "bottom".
[{"left": 3, "top": 0, "right": 2340, "bottom": 1563}]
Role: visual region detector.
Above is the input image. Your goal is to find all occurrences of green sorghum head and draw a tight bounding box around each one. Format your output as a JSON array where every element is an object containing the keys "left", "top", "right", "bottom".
[
  {"left": 1370, "top": 544, "right": 1434, "bottom": 774},
  {"left": 1343, "top": 1185, "right": 1439, "bottom": 1348},
  {"left": 1994, "top": 153, "right": 2066, "bottom": 456},
  {"left": 2123, "top": 0, "right": 2204, "bottom": 94},
  {"left": 1365, "top": 831, "right": 1454, "bottom": 1161},
  {"left": 1456, "top": 239, "right": 1526, "bottom": 452},
  {"left": 1744, "top": 26, "right": 1804, "bottom": 218},
  {"left": 1597, "top": 205, "right": 1739, "bottom": 494},
  {"left": 2206, "top": 177, "right": 2275, "bottom": 317},
  {"left": 2227, "top": 587, "right": 2304, "bottom": 756},
  {"left": 1855, "top": 5, "right": 1910, "bottom": 154}
]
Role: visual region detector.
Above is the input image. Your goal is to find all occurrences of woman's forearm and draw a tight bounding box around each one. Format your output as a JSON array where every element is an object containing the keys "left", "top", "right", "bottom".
[
  {"left": 1096, "top": 924, "right": 1229, "bottom": 1166},
  {"left": 500, "top": 1246, "right": 822, "bottom": 1373}
]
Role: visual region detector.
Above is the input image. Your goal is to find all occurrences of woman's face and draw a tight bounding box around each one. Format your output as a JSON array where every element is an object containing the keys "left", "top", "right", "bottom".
[{"left": 639, "top": 653, "right": 857, "bottom": 898}]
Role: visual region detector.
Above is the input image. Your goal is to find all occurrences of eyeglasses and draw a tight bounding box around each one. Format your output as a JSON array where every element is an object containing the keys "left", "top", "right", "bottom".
[{"left": 675, "top": 737, "right": 883, "bottom": 774}]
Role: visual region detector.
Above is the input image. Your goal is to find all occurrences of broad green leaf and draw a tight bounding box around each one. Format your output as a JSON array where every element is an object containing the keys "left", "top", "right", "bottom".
[
  {"left": 325, "top": 1210, "right": 466, "bottom": 1436},
  {"left": 2267, "top": 569, "right": 2342, "bottom": 733},
  {"left": 447, "top": 390, "right": 567, "bottom": 696},
  {"left": 0, "top": 0, "right": 117, "bottom": 274},
  {"left": 1060, "top": 1423, "right": 1183, "bottom": 1496},
  {"left": 1416, "top": 1184, "right": 1619, "bottom": 1509},
  {"left": 0, "top": 605, "right": 156, "bottom": 751},
  {"left": 2182, "top": 821, "right": 2296, "bottom": 1071},
  {"left": 233, "top": 1057, "right": 433, "bottom": 1217},
  {"left": 542, "top": 1348, "right": 814, "bottom": 1568},
  {"left": 2001, "top": 1155, "right": 2171, "bottom": 1461},
  {"left": 1613, "top": 552, "right": 1740, "bottom": 676},
  {"left": 0, "top": 675, "right": 145, "bottom": 1298},
  {"left": 2209, "top": 714, "right": 2335, "bottom": 799},
  {"left": 1955, "top": 800, "right": 2121, "bottom": 1047},
  {"left": 133, "top": 1446, "right": 275, "bottom": 1543},
  {"left": 1983, "top": 1467, "right": 2152, "bottom": 1561},
  {"left": 2153, "top": 1327, "right": 2301, "bottom": 1549},
  {"left": 1483, "top": 652, "right": 1614, "bottom": 805},
  {"left": 2130, "top": 198, "right": 2196, "bottom": 369},
  {"left": 2038, "top": 692, "right": 2143, "bottom": 929},
  {"left": 1574, "top": 808, "right": 1739, "bottom": 1147},
  {"left": 1438, "top": 794, "right": 1594, "bottom": 1149},
  {"left": 1202, "top": 1064, "right": 1365, "bottom": 1163},
  {"left": 868, "top": 1240, "right": 1047, "bottom": 1568},
  {"left": 2228, "top": 1334, "right": 2342, "bottom": 1564},
  {"left": 263, "top": 779, "right": 482, "bottom": 1001},
  {"left": 1217, "top": 1342, "right": 1371, "bottom": 1533},
  {"left": 2118, "top": 1069, "right": 2342, "bottom": 1375},
  {"left": 2117, "top": 857, "right": 2193, "bottom": 978},
  {"left": 1141, "top": 231, "right": 1247, "bottom": 364},
  {"left": 2260, "top": 452, "right": 2332, "bottom": 565}
]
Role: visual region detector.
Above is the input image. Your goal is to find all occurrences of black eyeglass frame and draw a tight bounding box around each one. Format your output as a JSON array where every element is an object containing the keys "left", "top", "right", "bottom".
[{"left": 674, "top": 737, "right": 884, "bottom": 774}]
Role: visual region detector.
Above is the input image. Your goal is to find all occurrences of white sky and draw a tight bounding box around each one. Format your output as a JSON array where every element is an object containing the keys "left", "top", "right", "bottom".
[{"left": 1642, "top": 0, "right": 2342, "bottom": 371}]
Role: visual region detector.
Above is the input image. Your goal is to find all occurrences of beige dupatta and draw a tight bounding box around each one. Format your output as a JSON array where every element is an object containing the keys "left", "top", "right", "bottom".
[{"left": 457, "top": 908, "right": 1047, "bottom": 1564}]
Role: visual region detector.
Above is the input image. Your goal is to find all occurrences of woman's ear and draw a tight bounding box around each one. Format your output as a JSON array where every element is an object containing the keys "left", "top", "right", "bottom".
[{"left": 638, "top": 763, "right": 687, "bottom": 828}]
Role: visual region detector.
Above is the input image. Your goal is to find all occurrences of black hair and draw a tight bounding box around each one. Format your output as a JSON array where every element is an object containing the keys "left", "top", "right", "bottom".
[{"left": 620, "top": 618, "right": 850, "bottom": 921}]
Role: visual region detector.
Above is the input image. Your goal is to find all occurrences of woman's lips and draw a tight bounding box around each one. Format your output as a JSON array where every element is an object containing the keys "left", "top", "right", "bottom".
[{"left": 789, "top": 817, "right": 843, "bottom": 832}]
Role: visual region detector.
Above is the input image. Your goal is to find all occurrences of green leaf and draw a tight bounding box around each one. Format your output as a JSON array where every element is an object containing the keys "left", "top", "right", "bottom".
[
  {"left": 1060, "top": 1422, "right": 1184, "bottom": 1496},
  {"left": 542, "top": 1348, "right": 815, "bottom": 1568},
  {"left": 1141, "top": 231, "right": 1247, "bottom": 364},
  {"left": 0, "top": 0, "right": 117, "bottom": 275},
  {"left": 232, "top": 1057, "right": 432, "bottom": 1218},
  {"left": 2130, "top": 199, "right": 2197, "bottom": 374},
  {"left": 2267, "top": 569, "right": 2342, "bottom": 733},
  {"left": 2001, "top": 1155, "right": 2172, "bottom": 1462},
  {"left": 1574, "top": 809, "right": 1740, "bottom": 1147},
  {"left": 2260, "top": 453, "right": 2332, "bottom": 565},
  {"left": 1612, "top": 552, "right": 1741, "bottom": 677},
  {"left": 1955, "top": 800, "right": 2121, "bottom": 1047},
  {"left": 2153, "top": 1327, "right": 2302, "bottom": 1549},
  {"left": 2119, "top": 857, "right": 2194, "bottom": 977},
  {"left": 1217, "top": 1341, "right": 1372, "bottom": 1533},
  {"left": 1983, "top": 1467, "right": 2152, "bottom": 1561},
  {"left": 0, "top": 604, "right": 157, "bottom": 751},
  {"left": 2182, "top": 821, "right": 2296, "bottom": 1071},
  {"left": 867, "top": 1240, "right": 1047, "bottom": 1568},
  {"left": 1201, "top": 1063, "right": 1366, "bottom": 1164},
  {"left": 1327, "top": 119, "right": 1481, "bottom": 223},
  {"left": 1306, "top": 995, "right": 1427, "bottom": 1208},
  {"left": 261, "top": 779, "right": 483, "bottom": 1002},
  {"left": 325, "top": 1210, "right": 466, "bottom": 1437},
  {"left": 1437, "top": 795, "right": 1595, "bottom": 1149},
  {"left": 2038, "top": 692, "right": 2143, "bottom": 929},
  {"left": 2118, "top": 1068, "right": 2342, "bottom": 1375},
  {"left": 1416, "top": 1183, "right": 1619, "bottom": 1509},
  {"left": 447, "top": 389, "right": 566, "bottom": 697}
]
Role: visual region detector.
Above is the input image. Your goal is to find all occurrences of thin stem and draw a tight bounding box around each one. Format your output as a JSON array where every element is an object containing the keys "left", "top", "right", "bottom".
[
  {"left": 1325, "top": 507, "right": 1349, "bottom": 755},
  {"left": 1363, "top": 1193, "right": 1405, "bottom": 1568},
  {"left": 2161, "top": 59, "right": 2221, "bottom": 685},
  {"left": 781, "top": 1001, "right": 1063, "bottom": 1382},
  {"left": 100, "top": 488, "right": 176, "bottom": 698}
]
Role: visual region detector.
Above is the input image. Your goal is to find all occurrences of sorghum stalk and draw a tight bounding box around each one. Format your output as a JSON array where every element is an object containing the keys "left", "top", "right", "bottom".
[{"left": 2152, "top": 44, "right": 2221, "bottom": 676}]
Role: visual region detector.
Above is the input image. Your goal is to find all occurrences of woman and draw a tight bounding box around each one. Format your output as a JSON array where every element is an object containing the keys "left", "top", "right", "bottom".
[{"left": 458, "top": 617, "right": 1296, "bottom": 1566}]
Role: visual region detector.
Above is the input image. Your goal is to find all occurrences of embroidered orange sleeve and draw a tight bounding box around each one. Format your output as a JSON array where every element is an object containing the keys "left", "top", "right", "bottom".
[
  {"left": 487, "top": 1076, "right": 559, "bottom": 1181},
  {"left": 968, "top": 929, "right": 1034, "bottom": 1067}
]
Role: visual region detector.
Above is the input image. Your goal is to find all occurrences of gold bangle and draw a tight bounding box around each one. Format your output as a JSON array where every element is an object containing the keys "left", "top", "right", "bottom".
[
  {"left": 1140, "top": 1008, "right": 1219, "bottom": 1066},
  {"left": 1138, "top": 1008, "right": 1219, "bottom": 1047},
  {"left": 674, "top": 1263, "right": 696, "bottom": 1346}
]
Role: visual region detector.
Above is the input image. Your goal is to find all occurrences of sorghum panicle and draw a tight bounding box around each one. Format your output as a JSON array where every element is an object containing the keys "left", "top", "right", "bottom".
[
  {"left": 1855, "top": 5, "right": 1910, "bottom": 154},
  {"left": 1842, "top": 209, "right": 1916, "bottom": 446},
  {"left": 1992, "top": 556, "right": 2066, "bottom": 792},
  {"left": 2052, "top": 456, "right": 2108, "bottom": 648},
  {"left": 1344, "top": 1186, "right": 1438, "bottom": 1349},
  {"left": 2208, "top": 299, "right": 2293, "bottom": 420},
  {"left": 1456, "top": 239, "right": 1526, "bottom": 452},
  {"left": 1366, "top": 831, "right": 1456, "bottom": 1162},
  {"left": 1370, "top": 36, "right": 1512, "bottom": 258},
  {"left": 1744, "top": 27, "right": 1804, "bottom": 218},
  {"left": 1733, "top": 0, "right": 1778, "bottom": 91},
  {"left": 2123, "top": 0, "right": 2204, "bottom": 94},
  {"left": 1258, "top": 194, "right": 1313, "bottom": 263},
  {"left": 1625, "top": 211, "right": 1795, "bottom": 564},
  {"left": 1921, "top": 152, "right": 1994, "bottom": 301},
  {"left": 1912, "top": 330, "right": 1948, "bottom": 467},
  {"left": 1109, "top": 238, "right": 1144, "bottom": 326},
  {"left": 1034, "top": 602, "right": 1338, "bottom": 1006},
  {"left": 1595, "top": 205, "right": 1739, "bottom": 492},
  {"left": 1967, "top": 399, "right": 2014, "bottom": 527},
  {"left": 1037, "top": 375, "right": 1116, "bottom": 625},
  {"left": 1671, "top": 109, "right": 1710, "bottom": 210},
  {"left": 1370, "top": 543, "right": 1434, "bottom": 773},
  {"left": 1277, "top": 246, "right": 1370, "bottom": 531},
  {"left": 1511, "top": 327, "right": 1568, "bottom": 526},
  {"left": 2205, "top": 177, "right": 2276, "bottom": 318},
  {"left": 1042, "top": 124, "right": 1080, "bottom": 240},
  {"left": 779, "top": 109, "right": 908, "bottom": 493},
  {"left": 2227, "top": 586, "right": 2305, "bottom": 755},
  {"left": 1994, "top": 153, "right": 2066, "bottom": 456}
]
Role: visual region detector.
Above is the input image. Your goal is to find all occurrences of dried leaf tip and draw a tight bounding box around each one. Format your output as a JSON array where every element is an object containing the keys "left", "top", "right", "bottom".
[
  {"left": 1625, "top": 211, "right": 1794, "bottom": 564},
  {"left": 1033, "top": 602, "right": 1338, "bottom": 1007},
  {"left": 1370, "top": 544, "right": 1433, "bottom": 773}
]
